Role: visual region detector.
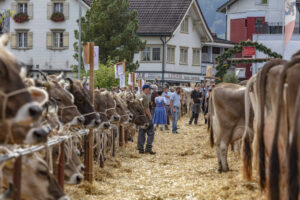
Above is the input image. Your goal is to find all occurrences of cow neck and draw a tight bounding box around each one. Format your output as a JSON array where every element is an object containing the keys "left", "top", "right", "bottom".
[{"left": 58, "top": 105, "right": 78, "bottom": 122}]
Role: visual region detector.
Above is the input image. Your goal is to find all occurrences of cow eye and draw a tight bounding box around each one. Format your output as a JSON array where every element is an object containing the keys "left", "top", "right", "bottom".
[
  {"left": 55, "top": 98, "right": 62, "bottom": 102},
  {"left": 38, "top": 170, "right": 48, "bottom": 177}
]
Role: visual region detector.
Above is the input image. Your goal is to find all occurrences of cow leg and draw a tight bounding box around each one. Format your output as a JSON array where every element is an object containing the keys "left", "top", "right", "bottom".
[
  {"left": 220, "top": 140, "right": 229, "bottom": 172},
  {"left": 216, "top": 144, "right": 223, "bottom": 173}
]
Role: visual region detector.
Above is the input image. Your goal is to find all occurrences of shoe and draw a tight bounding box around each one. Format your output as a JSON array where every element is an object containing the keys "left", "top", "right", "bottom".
[
  {"left": 194, "top": 122, "right": 198, "bottom": 125},
  {"left": 139, "top": 149, "right": 145, "bottom": 154},
  {"left": 172, "top": 131, "right": 179, "bottom": 134},
  {"left": 165, "top": 126, "right": 169, "bottom": 131},
  {"left": 160, "top": 127, "right": 163, "bottom": 131},
  {"left": 188, "top": 121, "right": 192, "bottom": 125},
  {"left": 145, "top": 149, "right": 156, "bottom": 155}
]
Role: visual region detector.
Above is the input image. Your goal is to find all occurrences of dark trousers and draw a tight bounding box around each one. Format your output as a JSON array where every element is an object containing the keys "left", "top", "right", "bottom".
[
  {"left": 138, "top": 126, "right": 155, "bottom": 150},
  {"left": 189, "top": 112, "right": 199, "bottom": 124},
  {"left": 165, "top": 105, "right": 171, "bottom": 125}
]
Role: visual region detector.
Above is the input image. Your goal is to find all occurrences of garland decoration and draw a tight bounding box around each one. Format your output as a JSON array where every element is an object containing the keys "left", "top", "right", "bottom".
[{"left": 215, "top": 40, "right": 282, "bottom": 81}]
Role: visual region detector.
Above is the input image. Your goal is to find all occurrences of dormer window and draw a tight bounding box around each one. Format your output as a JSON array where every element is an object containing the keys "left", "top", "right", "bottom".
[{"left": 181, "top": 17, "right": 189, "bottom": 34}]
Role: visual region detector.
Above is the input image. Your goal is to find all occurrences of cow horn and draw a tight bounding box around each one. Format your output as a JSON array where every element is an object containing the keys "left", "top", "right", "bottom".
[
  {"left": 37, "top": 70, "right": 48, "bottom": 82},
  {"left": 56, "top": 72, "right": 65, "bottom": 81},
  {"left": 82, "top": 76, "right": 87, "bottom": 86},
  {"left": 66, "top": 77, "right": 73, "bottom": 85}
]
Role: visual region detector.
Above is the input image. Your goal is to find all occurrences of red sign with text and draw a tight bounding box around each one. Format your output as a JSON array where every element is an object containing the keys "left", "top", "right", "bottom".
[{"left": 243, "top": 46, "right": 256, "bottom": 57}]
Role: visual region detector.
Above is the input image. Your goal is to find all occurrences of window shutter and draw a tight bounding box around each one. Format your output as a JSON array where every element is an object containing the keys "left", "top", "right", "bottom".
[
  {"left": 46, "top": 32, "right": 52, "bottom": 49},
  {"left": 47, "top": 3, "right": 53, "bottom": 19},
  {"left": 28, "top": 32, "right": 33, "bottom": 48},
  {"left": 11, "top": 2, "right": 17, "bottom": 15},
  {"left": 28, "top": 3, "right": 33, "bottom": 19},
  {"left": 63, "top": 2, "right": 69, "bottom": 20},
  {"left": 10, "top": 32, "right": 17, "bottom": 49},
  {"left": 63, "top": 32, "right": 69, "bottom": 48}
]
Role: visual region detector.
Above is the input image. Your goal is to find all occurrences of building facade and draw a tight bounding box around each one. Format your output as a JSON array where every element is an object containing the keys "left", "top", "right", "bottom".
[
  {"left": 129, "top": 0, "right": 234, "bottom": 84},
  {"left": 0, "top": 0, "right": 90, "bottom": 77},
  {"left": 218, "top": 0, "right": 300, "bottom": 78}
]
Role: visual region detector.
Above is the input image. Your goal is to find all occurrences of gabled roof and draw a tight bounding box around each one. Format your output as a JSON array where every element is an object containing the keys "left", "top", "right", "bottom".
[
  {"left": 82, "top": 0, "right": 92, "bottom": 7},
  {"left": 217, "top": 0, "right": 238, "bottom": 13},
  {"left": 128, "top": 0, "right": 192, "bottom": 36}
]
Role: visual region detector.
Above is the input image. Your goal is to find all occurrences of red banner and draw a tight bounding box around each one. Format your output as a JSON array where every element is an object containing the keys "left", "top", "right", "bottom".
[{"left": 243, "top": 46, "right": 256, "bottom": 57}]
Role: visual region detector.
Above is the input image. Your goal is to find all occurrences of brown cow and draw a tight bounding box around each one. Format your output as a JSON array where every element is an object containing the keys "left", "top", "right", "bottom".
[
  {"left": 0, "top": 35, "right": 45, "bottom": 125},
  {"left": 112, "top": 93, "right": 132, "bottom": 125},
  {"left": 66, "top": 79, "right": 100, "bottom": 128},
  {"left": 209, "top": 83, "right": 251, "bottom": 172},
  {"left": 2, "top": 153, "right": 68, "bottom": 200}
]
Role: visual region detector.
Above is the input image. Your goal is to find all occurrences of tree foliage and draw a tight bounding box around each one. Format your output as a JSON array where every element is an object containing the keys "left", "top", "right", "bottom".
[
  {"left": 74, "top": 0, "right": 145, "bottom": 72},
  {"left": 215, "top": 40, "right": 282, "bottom": 81},
  {"left": 223, "top": 73, "right": 239, "bottom": 84}
]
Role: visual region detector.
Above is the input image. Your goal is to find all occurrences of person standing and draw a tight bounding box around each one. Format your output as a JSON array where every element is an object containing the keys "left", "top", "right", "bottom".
[
  {"left": 137, "top": 84, "right": 156, "bottom": 155},
  {"left": 170, "top": 87, "right": 181, "bottom": 134},
  {"left": 162, "top": 85, "right": 172, "bottom": 130},
  {"left": 150, "top": 85, "right": 158, "bottom": 116},
  {"left": 189, "top": 85, "right": 202, "bottom": 125},
  {"left": 153, "top": 90, "right": 167, "bottom": 131}
]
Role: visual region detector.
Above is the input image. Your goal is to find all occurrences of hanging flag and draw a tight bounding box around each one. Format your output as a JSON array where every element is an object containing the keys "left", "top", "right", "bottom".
[{"left": 285, "top": 0, "right": 296, "bottom": 46}]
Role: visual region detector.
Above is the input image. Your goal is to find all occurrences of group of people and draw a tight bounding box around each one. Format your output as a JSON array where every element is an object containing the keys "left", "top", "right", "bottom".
[{"left": 137, "top": 81, "right": 214, "bottom": 155}]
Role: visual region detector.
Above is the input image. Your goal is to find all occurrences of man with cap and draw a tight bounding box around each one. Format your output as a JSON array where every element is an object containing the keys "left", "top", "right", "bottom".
[
  {"left": 189, "top": 84, "right": 202, "bottom": 125},
  {"left": 137, "top": 84, "right": 156, "bottom": 154},
  {"left": 162, "top": 84, "right": 172, "bottom": 130}
]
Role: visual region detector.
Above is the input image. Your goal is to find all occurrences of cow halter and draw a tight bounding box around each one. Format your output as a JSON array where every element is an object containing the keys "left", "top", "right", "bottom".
[
  {"left": 0, "top": 88, "right": 30, "bottom": 144},
  {"left": 0, "top": 88, "right": 30, "bottom": 123},
  {"left": 104, "top": 100, "right": 117, "bottom": 114},
  {"left": 58, "top": 105, "right": 78, "bottom": 122}
]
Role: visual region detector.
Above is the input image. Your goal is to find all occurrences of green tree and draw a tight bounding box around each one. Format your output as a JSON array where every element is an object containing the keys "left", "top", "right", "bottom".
[
  {"left": 74, "top": 0, "right": 145, "bottom": 73},
  {"left": 223, "top": 73, "right": 239, "bottom": 84}
]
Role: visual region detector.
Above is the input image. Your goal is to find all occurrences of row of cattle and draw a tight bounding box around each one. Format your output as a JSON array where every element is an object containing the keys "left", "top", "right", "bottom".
[
  {"left": 208, "top": 53, "right": 300, "bottom": 200},
  {"left": 0, "top": 34, "right": 149, "bottom": 200}
]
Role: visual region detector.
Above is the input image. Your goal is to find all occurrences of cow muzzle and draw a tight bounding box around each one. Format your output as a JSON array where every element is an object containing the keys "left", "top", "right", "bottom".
[
  {"left": 24, "top": 125, "right": 50, "bottom": 144},
  {"left": 58, "top": 196, "right": 70, "bottom": 200},
  {"left": 14, "top": 102, "right": 43, "bottom": 125},
  {"left": 66, "top": 173, "right": 83, "bottom": 185}
]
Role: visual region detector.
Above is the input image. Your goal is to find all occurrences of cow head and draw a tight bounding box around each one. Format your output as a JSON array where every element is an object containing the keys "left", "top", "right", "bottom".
[
  {"left": 52, "top": 144, "right": 83, "bottom": 185},
  {"left": 93, "top": 90, "right": 111, "bottom": 130},
  {"left": 2, "top": 154, "right": 68, "bottom": 200},
  {"left": 0, "top": 35, "right": 44, "bottom": 124},
  {"left": 112, "top": 94, "right": 132, "bottom": 125},
  {"left": 66, "top": 79, "right": 100, "bottom": 128},
  {"left": 127, "top": 100, "right": 148, "bottom": 128},
  {"left": 97, "top": 91, "right": 120, "bottom": 124},
  {"left": 45, "top": 81, "right": 84, "bottom": 126}
]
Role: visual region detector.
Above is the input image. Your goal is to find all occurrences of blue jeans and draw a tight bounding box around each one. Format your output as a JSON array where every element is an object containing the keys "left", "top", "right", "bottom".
[
  {"left": 138, "top": 126, "right": 155, "bottom": 150},
  {"left": 171, "top": 107, "right": 180, "bottom": 133}
]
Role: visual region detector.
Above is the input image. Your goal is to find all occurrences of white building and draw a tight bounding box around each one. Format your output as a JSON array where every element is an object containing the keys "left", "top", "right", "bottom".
[
  {"left": 0, "top": 0, "right": 90, "bottom": 77},
  {"left": 218, "top": 0, "right": 300, "bottom": 77},
  {"left": 129, "top": 0, "right": 234, "bottom": 84}
]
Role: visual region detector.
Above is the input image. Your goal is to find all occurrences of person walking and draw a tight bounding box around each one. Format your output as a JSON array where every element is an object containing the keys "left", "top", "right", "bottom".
[
  {"left": 153, "top": 90, "right": 167, "bottom": 131},
  {"left": 137, "top": 84, "right": 156, "bottom": 155},
  {"left": 150, "top": 85, "right": 158, "bottom": 116},
  {"left": 162, "top": 85, "right": 172, "bottom": 130},
  {"left": 170, "top": 87, "right": 181, "bottom": 134},
  {"left": 189, "top": 84, "right": 202, "bottom": 125}
]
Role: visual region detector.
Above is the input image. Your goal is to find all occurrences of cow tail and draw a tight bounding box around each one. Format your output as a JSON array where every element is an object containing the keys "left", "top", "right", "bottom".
[
  {"left": 209, "top": 96, "right": 214, "bottom": 148},
  {"left": 258, "top": 59, "right": 286, "bottom": 190},
  {"left": 242, "top": 80, "right": 253, "bottom": 180}
]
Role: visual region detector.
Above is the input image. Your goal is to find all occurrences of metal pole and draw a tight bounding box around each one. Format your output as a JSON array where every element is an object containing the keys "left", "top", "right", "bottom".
[{"left": 78, "top": 0, "right": 82, "bottom": 79}]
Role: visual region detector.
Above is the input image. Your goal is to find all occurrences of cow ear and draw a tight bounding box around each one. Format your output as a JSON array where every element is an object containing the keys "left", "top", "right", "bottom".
[{"left": 28, "top": 87, "right": 49, "bottom": 106}]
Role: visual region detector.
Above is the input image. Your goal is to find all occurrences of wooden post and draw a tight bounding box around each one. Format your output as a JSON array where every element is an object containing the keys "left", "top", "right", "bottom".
[
  {"left": 111, "top": 128, "right": 115, "bottom": 157},
  {"left": 83, "top": 42, "right": 95, "bottom": 183},
  {"left": 122, "top": 126, "right": 125, "bottom": 147},
  {"left": 100, "top": 133, "right": 104, "bottom": 168},
  {"left": 13, "top": 156, "right": 22, "bottom": 200},
  {"left": 58, "top": 142, "right": 65, "bottom": 190}
]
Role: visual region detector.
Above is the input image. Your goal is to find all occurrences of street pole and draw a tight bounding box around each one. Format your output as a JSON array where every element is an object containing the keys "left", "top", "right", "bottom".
[{"left": 78, "top": 0, "right": 82, "bottom": 79}]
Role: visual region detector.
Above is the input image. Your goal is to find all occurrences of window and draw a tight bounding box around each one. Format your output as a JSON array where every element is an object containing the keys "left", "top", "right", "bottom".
[
  {"left": 54, "top": 3, "right": 63, "bottom": 13},
  {"left": 53, "top": 32, "right": 63, "bottom": 48},
  {"left": 180, "top": 47, "right": 188, "bottom": 65},
  {"left": 202, "top": 46, "right": 208, "bottom": 53},
  {"left": 256, "top": 0, "right": 268, "bottom": 4},
  {"left": 193, "top": 49, "right": 200, "bottom": 65},
  {"left": 141, "top": 47, "right": 150, "bottom": 61},
  {"left": 212, "top": 47, "right": 221, "bottom": 54},
  {"left": 181, "top": 17, "right": 189, "bottom": 33},
  {"left": 18, "top": 3, "right": 27, "bottom": 14},
  {"left": 18, "top": 32, "right": 27, "bottom": 48},
  {"left": 152, "top": 47, "right": 161, "bottom": 61},
  {"left": 167, "top": 46, "right": 175, "bottom": 64}
]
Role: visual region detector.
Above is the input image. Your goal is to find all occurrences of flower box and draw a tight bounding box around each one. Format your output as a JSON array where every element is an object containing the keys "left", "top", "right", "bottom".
[
  {"left": 51, "top": 12, "right": 65, "bottom": 22},
  {"left": 13, "top": 13, "right": 29, "bottom": 23}
]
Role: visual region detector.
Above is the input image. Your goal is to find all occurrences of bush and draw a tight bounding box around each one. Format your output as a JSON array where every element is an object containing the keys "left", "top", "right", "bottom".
[{"left": 223, "top": 73, "right": 239, "bottom": 84}]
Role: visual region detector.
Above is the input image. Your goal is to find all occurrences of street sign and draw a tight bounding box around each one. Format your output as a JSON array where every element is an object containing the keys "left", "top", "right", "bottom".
[{"left": 242, "top": 46, "right": 256, "bottom": 56}]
